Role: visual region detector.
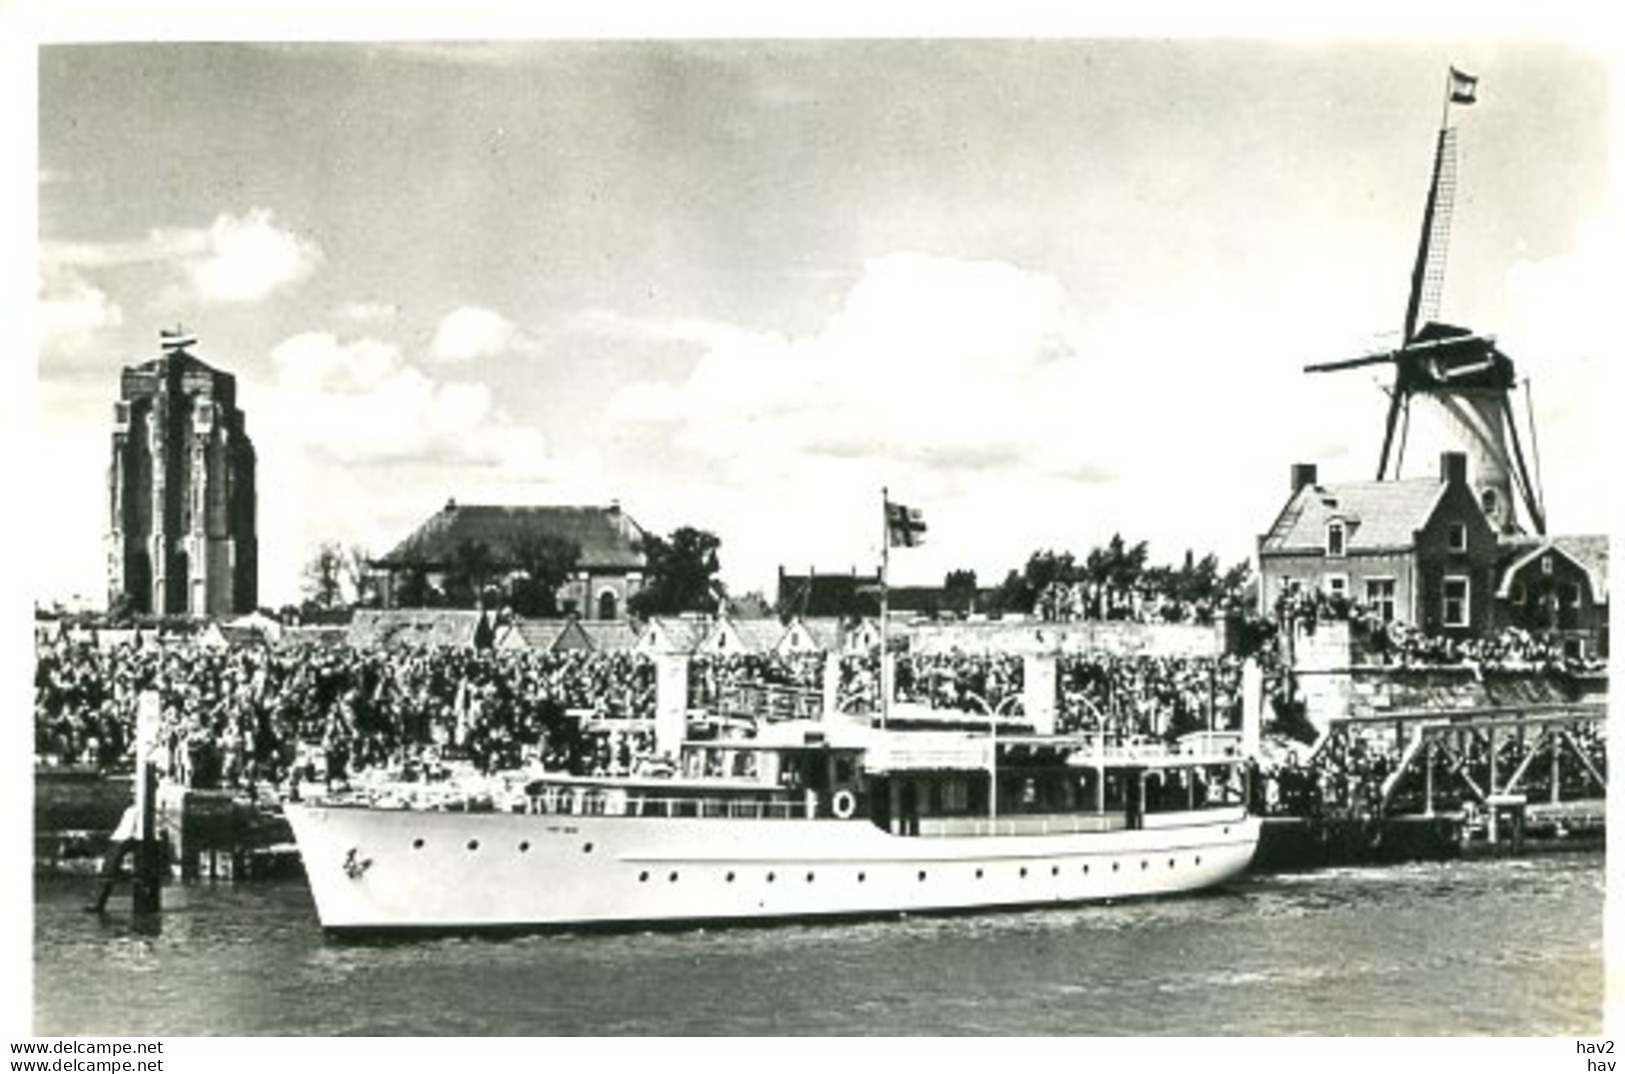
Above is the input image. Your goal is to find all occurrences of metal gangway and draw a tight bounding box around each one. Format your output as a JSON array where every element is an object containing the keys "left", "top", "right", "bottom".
[{"left": 1310, "top": 701, "right": 1606, "bottom": 820}]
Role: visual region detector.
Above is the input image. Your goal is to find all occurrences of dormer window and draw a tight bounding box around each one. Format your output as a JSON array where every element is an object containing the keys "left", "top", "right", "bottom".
[
  {"left": 1326, "top": 521, "right": 1346, "bottom": 557},
  {"left": 1447, "top": 522, "right": 1467, "bottom": 553}
]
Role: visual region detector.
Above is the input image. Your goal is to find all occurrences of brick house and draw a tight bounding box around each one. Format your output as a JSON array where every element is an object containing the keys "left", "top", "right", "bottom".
[
  {"left": 372, "top": 501, "right": 648, "bottom": 620},
  {"left": 1257, "top": 452, "right": 1501, "bottom": 634},
  {"left": 1494, "top": 535, "right": 1609, "bottom": 659}
]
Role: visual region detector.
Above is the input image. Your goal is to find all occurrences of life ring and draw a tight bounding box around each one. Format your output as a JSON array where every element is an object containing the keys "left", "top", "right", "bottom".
[{"left": 831, "top": 789, "right": 858, "bottom": 820}]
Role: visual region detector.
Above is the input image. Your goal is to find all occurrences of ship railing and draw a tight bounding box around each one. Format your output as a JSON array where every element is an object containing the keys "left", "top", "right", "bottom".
[
  {"left": 917, "top": 812, "right": 1129, "bottom": 838},
  {"left": 527, "top": 787, "right": 810, "bottom": 820},
  {"left": 712, "top": 680, "right": 824, "bottom": 723}
]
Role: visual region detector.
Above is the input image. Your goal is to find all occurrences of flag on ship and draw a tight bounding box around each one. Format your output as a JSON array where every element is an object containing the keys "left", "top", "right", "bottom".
[
  {"left": 159, "top": 326, "right": 197, "bottom": 353},
  {"left": 1449, "top": 67, "right": 1478, "bottom": 105},
  {"left": 885, "top": 500, "right": 927, "bottom": 548}
]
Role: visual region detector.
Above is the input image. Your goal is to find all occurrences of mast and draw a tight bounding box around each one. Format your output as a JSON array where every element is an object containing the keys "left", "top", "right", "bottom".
[{"left": 879, "top": 487, "right": 891, "bottom": 730}]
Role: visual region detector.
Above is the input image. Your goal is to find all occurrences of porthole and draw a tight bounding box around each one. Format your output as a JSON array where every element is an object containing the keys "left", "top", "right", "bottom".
[
  {"left": 1195, "top": 856, "right": 1202, "bottom": 866},
  {"left": 975, "top": 868, "right": 984, "bottom": 879},
  {"left": 411, "top": 838, "right": 425, "bottom": 850},
  {"left": 1019, "top": 867, "right": 1028, "bottom": 879},
  {"left": 857, "top": 872, "right": 867, "bottom": 883},
  {"left": 1082, "top": 864, "right": 1090, "bottom": 875},
  {"left": 1140, "top": 860, "right": 1148, "bottom": 870},
  {"left": 1112, "top": 862, "right": 1120, "bottom": 872},
  {"left": 639, "top": 870, "right": 649, "bottom": 882},
  {"left": 917, "top": 870, "right": 927, "bottom": 882},
  {"left": 668, "top": 871, "right": 679, "bottom": 883},
  {"left": 466, "top": 839, "right": 480, "bottom": 852},
  {"left": 583, "top": 842, "right": 594, "bottom": 854},
  {"left": 1168, "top": 858, "right": 1176, "bottom": 869},
  {"left": 767, "top": 871, "right": 776, "bottom": 883},
  {"left": 1051, "top": 865, "right": 1060, "bottom": 877},
  {"left": 806, "top": 871, "right": 816, "bottom": 883},
  {"left": 726, "top": 871, "right": 736, "bottom": 882},
  {"left": 518, "top": 841, "right": 531, "bottom": 853},
  {"left": 1223, "top": 827, "right": 1230, "bottom": 835}
]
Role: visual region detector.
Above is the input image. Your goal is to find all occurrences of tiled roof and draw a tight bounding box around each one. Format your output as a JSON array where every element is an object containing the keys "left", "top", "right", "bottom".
[
  {"left": 1498, "top": 535, "right": 1610, "bottom": 601},
  {"left": 376, "top": 503, "right": 647, "bottom": 571},
  {"left": 1262, "top": 477, "right": 1447, "bottom": 554},
  {"left": 725, "top": 618, "right": 790, "bottom": 653}
]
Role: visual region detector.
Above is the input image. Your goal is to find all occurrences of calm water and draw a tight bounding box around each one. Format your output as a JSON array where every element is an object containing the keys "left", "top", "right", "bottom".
[{"left": 34, "top": 852, "right": 1603, "bottom": 1036}]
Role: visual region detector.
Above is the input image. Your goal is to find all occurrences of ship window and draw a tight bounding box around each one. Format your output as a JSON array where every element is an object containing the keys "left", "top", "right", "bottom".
[
  {"left": 917, "top": 870, "right": 927, "bottom": 882},
  {"left": 1168, "top": 858, "right": 1176, "bottom": 869},
  {"left": 466, "top": 840, "right": 480, "bottom": 851},
  {"left": 1112, "top": 862, "right": 1120, "bottom": 872},
  {"left": 518, "top": 841, "right": 530, "bottom": 853},
  {"left": 668, "top": 871, "right": 679, "bottom": 882},
  {"left": 1195, "top": 856, "right": 1202, "bottom": 866},
  {"left": 582, "top": 842, "right": 594, "bottom": 854},
  {"left": 767, "top": 871, "right": 776, "bottom": 883},
  {"left": 1019, "top": 867, "right": 1027, "bottom": 878},
  {"left": 639, "top": 871, "right": 649, "bottom": 882},
  {"left": 975, "top": 868, "right": 983, "bottom": 879},
  {"left": 726, "top": 871, "right": 735, "bottom": 882},
  {"left": 412, "top": 838, "right": 425, "bottom": 850},
  {"left": 1051, "top": 865, "right": 1060, "bottom": 877},
  {"left": 1141, "top": 860, "right": 1148, "bottom": 870},
  {"left": 1082, "top": 864, "right": 1090, "bottom": 875},
  {"left": 858, "top": 872, "right": 866, "bottom": 883},
  {"left": 806, "top": 871, "right": 815, "bottom": 883}
]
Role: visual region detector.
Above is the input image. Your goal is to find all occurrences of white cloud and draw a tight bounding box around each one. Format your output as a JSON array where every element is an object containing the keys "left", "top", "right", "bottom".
[
  {"left": 431, "top": 305, "right": 518, "bottom": 363},
  {"left": 185, "top": 209, "right": 323, "bottom": 303},
  {"left": 267, "top": 330, "right": 553, "bottom": 476}
]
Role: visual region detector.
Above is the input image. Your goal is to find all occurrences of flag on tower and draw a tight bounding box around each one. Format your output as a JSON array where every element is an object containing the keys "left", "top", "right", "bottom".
[
  {"left": 885, "top": 501, "right": 927, "bottom": 548},
  {"left": 159, "top": 326, "right": 197, "bottom": 354},
  {"left": 1449, "top": 67, "right": 1478, "bottom": 105}
]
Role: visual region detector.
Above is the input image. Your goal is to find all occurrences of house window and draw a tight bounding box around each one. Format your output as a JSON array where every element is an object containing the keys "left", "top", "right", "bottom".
[
  {"left": 1365, "top": 578, "right": 1396, "bottom": 622},
  {"left": 1324, "top": 574, "right": 1348, "bottom": 602},
  {"left": 1447, "top": 522, "right": 1467, "bottom": 553},
  {"left": 1541, "top": 555, "right": 1554, "bottom": 575},
  {"left": 1442, "top": 575, "right": 1470, "bottom": 628},
  {"left": 1510, "top": 581, "right": 1526, "bottom": 605},
  {"left": 597, "top": 589, "right": 619, "bottom": 621},
  {"left": 1481, "top": 487, "right": 1499, "bottom": 518},
  {"left": 1326, "top": 521, "right": 1346, "bottom": 558}
]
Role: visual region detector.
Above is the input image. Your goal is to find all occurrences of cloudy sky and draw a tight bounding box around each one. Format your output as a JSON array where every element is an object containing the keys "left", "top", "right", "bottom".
[{"left": 29, "top": 30, "right": 1615, "bottom": 608}]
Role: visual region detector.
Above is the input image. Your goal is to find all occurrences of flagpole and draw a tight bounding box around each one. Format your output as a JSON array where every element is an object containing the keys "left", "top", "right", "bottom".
[
  {"left": 1440, "top": 67, "right": 1452, "bottom": 132},
  {"left": 879, "top": 486, "right": 890, "bottom": 730}
]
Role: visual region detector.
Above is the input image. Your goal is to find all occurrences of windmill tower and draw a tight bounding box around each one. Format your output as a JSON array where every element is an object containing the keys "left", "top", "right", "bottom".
[{"left": 1304, "top": 68, "right": 1547, "bottom": 536}]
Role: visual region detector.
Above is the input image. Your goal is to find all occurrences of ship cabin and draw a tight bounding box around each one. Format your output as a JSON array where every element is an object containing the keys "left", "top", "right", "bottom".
[{"left": 522, "top": 726, "right": 1250, "bottom": 835}]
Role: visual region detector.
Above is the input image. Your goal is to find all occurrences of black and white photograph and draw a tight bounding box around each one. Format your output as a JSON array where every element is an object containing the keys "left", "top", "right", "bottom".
[{"left": 11, "top": 3, "right": 1617, "bottom": 1049}]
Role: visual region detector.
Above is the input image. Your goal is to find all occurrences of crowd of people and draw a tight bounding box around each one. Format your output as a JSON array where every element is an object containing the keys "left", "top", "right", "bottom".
[{"left": 33, "top": 623, "right": 1604, "bottom": 819}]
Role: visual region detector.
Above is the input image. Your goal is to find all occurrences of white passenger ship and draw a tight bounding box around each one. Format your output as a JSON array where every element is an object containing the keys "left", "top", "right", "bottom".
[{"left": 286, "top": 703, "right": 1262, "bottom": 935}]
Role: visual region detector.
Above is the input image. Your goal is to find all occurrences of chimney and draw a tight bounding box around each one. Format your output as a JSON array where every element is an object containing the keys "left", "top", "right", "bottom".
[
  {"left": 1290, "top": 463, "right": 1318, "bottom": 494},
  {"left": 1440, "top": 452, "right": 1467, "bottom": 486},
  {"left": 443, "top": 497, "right": 457, "bottom": 513}
]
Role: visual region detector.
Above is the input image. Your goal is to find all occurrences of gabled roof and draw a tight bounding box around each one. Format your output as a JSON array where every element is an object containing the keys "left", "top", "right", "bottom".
[
  {"left": 636, "top": 616, "right": 712, "bottom": 654},
  {"left": 1261, "top": 477, "right": 1448, "bottom": 555},
  {"left": 701, "top": 617, "right": 788, "bottom": 654},
  {"left": 377, "top": 502, "right": 647, "bottom": 571},
  {"left": 776, "top": 568, "right": 882, "bottom": 618},
  {"left": 1497, "top": 535, "right": 1610, "bottom": 601}
]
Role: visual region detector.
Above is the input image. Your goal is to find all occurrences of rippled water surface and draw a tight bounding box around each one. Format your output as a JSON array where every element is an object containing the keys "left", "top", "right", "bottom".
[{"left": 34, "top": 852, "right": 1603, "bottom": 1035}]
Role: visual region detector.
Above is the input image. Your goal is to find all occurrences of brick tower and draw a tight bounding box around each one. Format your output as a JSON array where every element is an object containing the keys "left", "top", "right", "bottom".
[{"left": 106, "top": 329, "right": 257, "bottom": 616}]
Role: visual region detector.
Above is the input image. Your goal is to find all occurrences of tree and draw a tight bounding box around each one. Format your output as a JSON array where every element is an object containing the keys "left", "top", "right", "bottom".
[
  {"left": 508, "top": 532, "right": 580, "bottom": 617},
  {"left": 302, "top": 542, "right": 347, "bottom": 611},
  {"left": 629, "top": 526, "right": 724, "bottom": 617},
  {"left": 944, "top": 568, "right": 979, "bottom": 616},
  {"left": 445, "top": 538, "right": 499, "bottom": 608}
]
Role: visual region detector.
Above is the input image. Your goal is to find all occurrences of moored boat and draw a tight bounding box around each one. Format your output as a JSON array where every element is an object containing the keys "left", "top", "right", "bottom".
[{"left": 286, "top": 711, "right": 1261, "bottom": 935}]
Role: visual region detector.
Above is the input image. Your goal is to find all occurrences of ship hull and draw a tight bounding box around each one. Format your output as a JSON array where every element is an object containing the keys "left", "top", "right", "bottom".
[{"left": 285, "top": 803, "right": 1261, "bottom": 935}]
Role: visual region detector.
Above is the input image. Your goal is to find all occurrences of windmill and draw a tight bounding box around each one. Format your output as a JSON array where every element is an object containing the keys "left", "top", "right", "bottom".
[{"left": 1303, "top": 68, "right": 1547, "bottom": 536}]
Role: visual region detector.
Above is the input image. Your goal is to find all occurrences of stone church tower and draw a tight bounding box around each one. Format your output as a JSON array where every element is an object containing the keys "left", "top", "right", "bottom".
[{"left": 106, "top": 330, "right": 257, "bottom": 616}]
